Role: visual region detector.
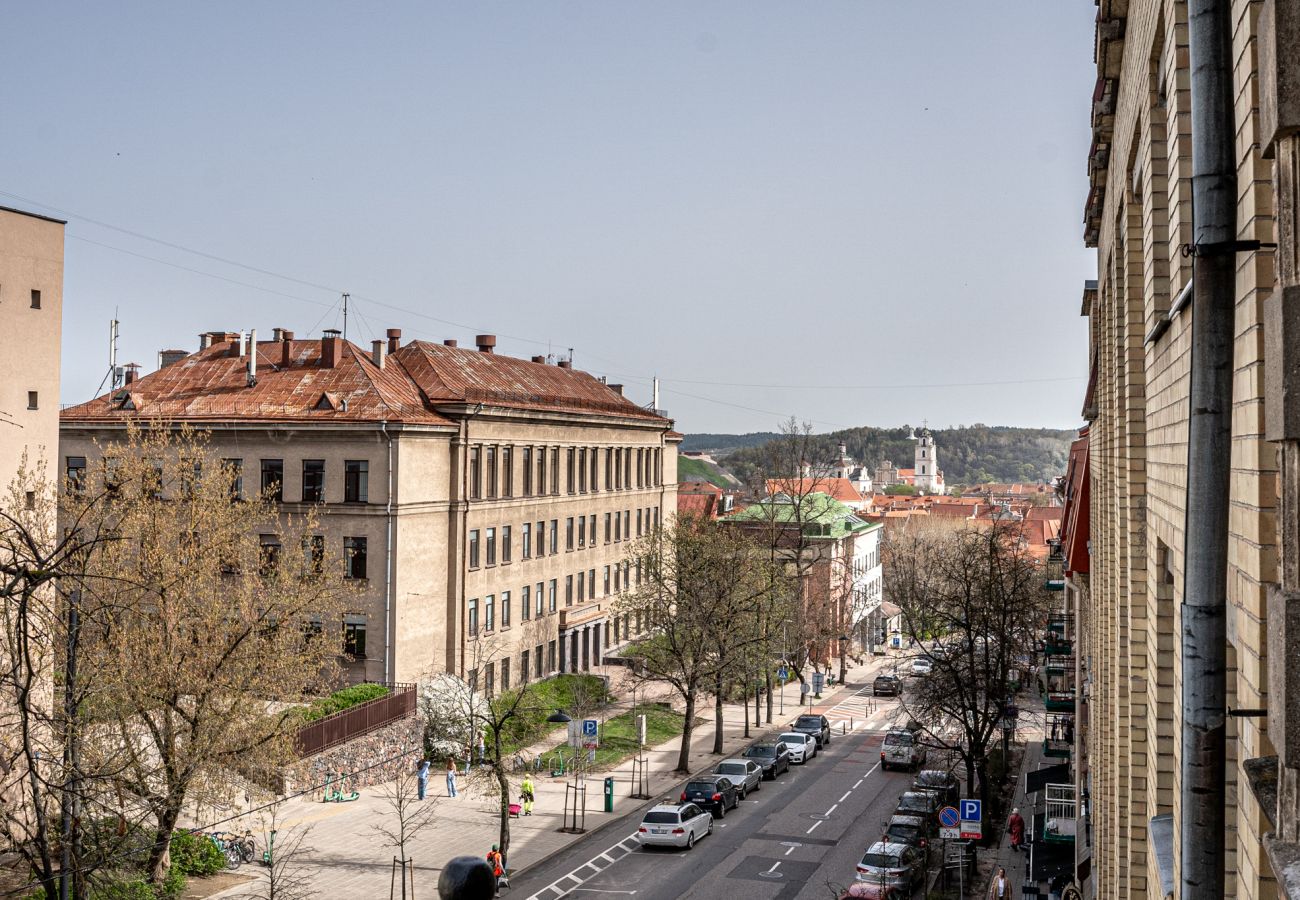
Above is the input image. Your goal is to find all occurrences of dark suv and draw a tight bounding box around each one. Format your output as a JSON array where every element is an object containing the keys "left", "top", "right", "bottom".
[
  {"left": 872, "top": 674, "right": 902, "bottom": 697},
  {"left": 680, "top": 776, "right": 739, "bottom": 818},
  {"left": 912, "top": 769, "right": 960, "bottom": 807},
  {"left": 792, "top": 713, "right": 832, "bottom": 747},
  {"left": 743, "top": 742, "right": 792, "bottom": 778},
  {"left": 894, "top": 790, "right": 941, "bottom": 823}
]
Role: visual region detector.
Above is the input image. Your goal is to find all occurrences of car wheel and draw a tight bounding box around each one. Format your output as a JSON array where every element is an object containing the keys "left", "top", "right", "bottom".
[
  {"left": 737, "top": 786, "right": 746, "bottom": 801},
  {"left": 686, "top": 832, "right": 695, "bottom": 849},
  {"left": 753, "top": 779, "right": 761, "bottom": 792},
  {"left": 717, "top": 802, "right": 725, "bottom": 819}
]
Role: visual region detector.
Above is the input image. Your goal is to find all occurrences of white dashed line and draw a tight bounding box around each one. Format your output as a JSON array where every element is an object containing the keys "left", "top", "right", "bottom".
[
  {"left": 826, "top": 803, "right": 839, "bottom": 815},
  {"left": 853, "top": 779, "right": 863, "bottom": 789},
  {"left": 785, "top": 845, "right": 796, "bottom": 856},
  {"left": 806, "top": 820, "right": 822, "bottom": 834},
  {"left": 840, "top": 790, "right": 852, "bottom": 803},
  {"left": 766, "top": 861, "right": 782, "bottom": 874}
]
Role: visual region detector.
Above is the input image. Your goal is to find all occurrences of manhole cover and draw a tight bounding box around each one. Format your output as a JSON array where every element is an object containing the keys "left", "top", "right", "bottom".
[{"left": 805, "top": 812, "right": 830, "bottom": 820}]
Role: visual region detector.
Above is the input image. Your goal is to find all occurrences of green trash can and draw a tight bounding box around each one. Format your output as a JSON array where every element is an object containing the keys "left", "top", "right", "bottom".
[{"left": 603, "top": 777, "right": 614, "bottom": 812}]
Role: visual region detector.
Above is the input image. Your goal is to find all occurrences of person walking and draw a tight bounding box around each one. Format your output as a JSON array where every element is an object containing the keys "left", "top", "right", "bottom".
[
  {"left": 521, "top": 773, "right": 535, "bottom": 816},
  {"left": 416, "top": 757, "right": 430, "bottom": 800},
  {"left": 446, "top": 756, "right": 459, "bottom": 797},
  {"left": 1008, "top": 807, "right": 1025, "bottom": 851},
  {"left": 486, "top": 843, "right": 505, "bottom": 895},
  {"left": 989, "top": 867, "right": 1009, "bottom": 900}
]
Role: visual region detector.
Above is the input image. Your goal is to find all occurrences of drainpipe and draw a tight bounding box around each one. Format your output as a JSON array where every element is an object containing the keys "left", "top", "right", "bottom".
[
  {"left": 381, "top": 421, "right": 395, "bottom": 684},
  {"left": 1181, "top": 1, "right": 1236, "bottom": 896},
  {"left": 456, "top": 405, "right": 484, "bottom": 678}
]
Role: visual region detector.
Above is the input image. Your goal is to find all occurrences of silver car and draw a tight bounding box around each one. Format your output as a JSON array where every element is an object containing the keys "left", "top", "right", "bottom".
[
  {"left": 778, "top": 732, "right": 817, "bottom": 763},
  {"left": 636, "top": 803, "right": 713, "bottom": 850},
  {"left": 712, "top": 759, "right": 763, "bottom": 798}
]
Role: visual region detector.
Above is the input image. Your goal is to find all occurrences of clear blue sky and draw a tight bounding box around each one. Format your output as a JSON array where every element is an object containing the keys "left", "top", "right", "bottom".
[{"left": 3, "top": 2, "right": 1096, "bottom": 434}]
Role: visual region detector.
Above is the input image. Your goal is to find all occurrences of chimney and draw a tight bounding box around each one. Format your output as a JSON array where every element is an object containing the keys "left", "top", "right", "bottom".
[
  {"left": 279, "top": 330, "right": 294, "bottom": 367},
  {"left": 609, "top": 384, "right": 624, "bottom": 396},
  {"left": 123, "top": 363, "right": 140, "bottom": 385},
  {"left": 158, "top": 349, "right": 187, "bottom": 369},
  {"left": 232, "top": 332, "right": 247, "bottom": 358},
  {"left": 247, "top": 328, "right": 258, "bottom": 386},
  {"left": 272, "top": 327, "right": 284, "bottom": 342},
  {"left": 199, "top": 333, "right": 213, "bottom": 351},
  {"left": 321, "top": 329, "right": 342, "bottom": 369},
  {"left": 444, "top": 339, "right": 458, "bottom": 348},
  {"left": 371, "top": 340, "right": 386, "bottom": 370},
  {"left": 531, "top": 355, "right": 546, "bottom": 364},
  {"left": 475, "top": 334, "right": 496, "bottom": 354},
  {"left": 387, "top": 328, "right": 402, "bottom": 354},
  {"left": 557, "top": 359, "right": 572, "bottom": 369}
]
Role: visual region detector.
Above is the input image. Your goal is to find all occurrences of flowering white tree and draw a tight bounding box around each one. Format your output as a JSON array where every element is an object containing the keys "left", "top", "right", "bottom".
[{"left": 418, "top": 673, "right": 485, "bottom": 759}]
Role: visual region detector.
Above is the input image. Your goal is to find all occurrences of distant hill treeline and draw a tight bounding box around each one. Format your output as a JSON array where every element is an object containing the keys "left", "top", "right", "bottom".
[{"left": 688, "top": 425, "right": 1076, "bottom": 487}]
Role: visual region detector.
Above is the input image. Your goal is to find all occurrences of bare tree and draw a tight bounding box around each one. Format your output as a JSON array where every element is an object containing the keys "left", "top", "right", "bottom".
[
  {"left": 253, "top": 803, "right": 317, "bottom": 900},
  {"left": 372, "top": 765, "right": 437, "bottom": 898}
]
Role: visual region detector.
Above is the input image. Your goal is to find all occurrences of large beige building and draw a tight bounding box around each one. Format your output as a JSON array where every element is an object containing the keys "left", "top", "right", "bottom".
[
  {"left": 1076, "top": 1, "right": 1300, "bottom": 897},
  {"left": 60, "top": 330, "right": 678, "bottom": 689},
  {"left": 0, "top": 205, "right": 64, "bottom": 491}
]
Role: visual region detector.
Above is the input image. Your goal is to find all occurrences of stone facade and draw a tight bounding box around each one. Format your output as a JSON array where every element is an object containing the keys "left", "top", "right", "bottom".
[{"left": 287, "top": 714, "right": 425, "bottom": 795}]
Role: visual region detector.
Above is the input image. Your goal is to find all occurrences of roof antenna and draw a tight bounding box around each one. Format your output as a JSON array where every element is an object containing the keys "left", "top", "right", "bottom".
[
  {"left": 95, "top": 315, "right": 122, "bottom": 403},
  {"left": 568, "top": 347, "right": 575, "bottom": 366},
  {"left": 342, "top": 293, "right": 350, "bottom": 342}
]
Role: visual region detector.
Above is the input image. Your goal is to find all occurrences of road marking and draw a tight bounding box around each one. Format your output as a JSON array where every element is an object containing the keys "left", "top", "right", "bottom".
[
  {"left": 784, "top": 845, "right": 796, "bottom": 856},
  {"left": 527, "top": 832, "right": 639, "bottom": 900},
  {"left": 840, "top": 790, "right": 852, "bottom": 803},
  {"left": 826, "top": 803, "right": 839, "bottom": 815},
  {"left": 865, "top": 761, "right": 881, "bottom": 778},
  {"left": 853, "top": 779, "right": 863, "bottom": 789},
  {"left": 806, "top": 820, "right": 822, "bottom": 834},
  {"left": 766, "top": 861, "right": 782, "bottom": 874},
  {"left": 571, "top": 891, "right": 638, "bottom": 895}
]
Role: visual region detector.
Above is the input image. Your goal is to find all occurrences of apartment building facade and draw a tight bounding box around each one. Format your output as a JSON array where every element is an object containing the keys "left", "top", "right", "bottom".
[
  {"left": 1077, "top": 1, "right": 1300, "bottom": 896},
  {"left": 0, "top": 205, "right": 64, "bottom": 492},
  {"left": 59, "top": 330, "right": 678, "bottom": 692}
]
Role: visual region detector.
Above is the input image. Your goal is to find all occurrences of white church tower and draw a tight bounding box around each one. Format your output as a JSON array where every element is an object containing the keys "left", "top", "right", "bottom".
[{"left": 914, "top": 427, "right": 945, "bottom": 494}]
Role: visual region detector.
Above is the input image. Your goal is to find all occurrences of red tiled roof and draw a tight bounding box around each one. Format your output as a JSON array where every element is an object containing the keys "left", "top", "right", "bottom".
[
  {"left": 677, "top": 493, "right": 718, "bottom": 518},
  {"left": 679, "top": 482, "right": 724, "bottom": 495},
  {"left": 766, "top": 477, "right": 865, "bottom": 505},
  {"left": 1025, "top": 505, "right": 1064, "bottom": 522},
  {"left": 897, "top": 468, "right": 915, "bottom": 477},
  {"left": 61, "top": 338, "right": 450, "bottom": 426},
  {"left": 394, "top": 342, "right": 664, "bottom": 422}
]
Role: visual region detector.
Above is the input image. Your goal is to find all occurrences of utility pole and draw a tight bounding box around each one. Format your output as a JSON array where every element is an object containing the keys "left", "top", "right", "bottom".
[
  {"left": 1181, "top": 1, "right": 1236, "bottom": 897},
  {"left": 342, "top": 293, "right": 350, "bottom": 342}
]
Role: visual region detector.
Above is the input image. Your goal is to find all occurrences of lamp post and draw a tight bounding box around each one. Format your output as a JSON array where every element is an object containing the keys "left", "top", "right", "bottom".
[{"left": 837, "top": 634, "right": 850, "bottom": 687}]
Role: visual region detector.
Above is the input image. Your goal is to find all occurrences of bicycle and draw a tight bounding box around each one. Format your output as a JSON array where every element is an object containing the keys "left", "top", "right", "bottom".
[{"left": 207, "top": 832, "right": 243, "bottom": 870}]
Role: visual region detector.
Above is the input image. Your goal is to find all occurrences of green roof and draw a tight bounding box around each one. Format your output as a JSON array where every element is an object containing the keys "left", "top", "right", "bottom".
[{"left": 725, "top": 491, "right": 877, "bottom": 539}]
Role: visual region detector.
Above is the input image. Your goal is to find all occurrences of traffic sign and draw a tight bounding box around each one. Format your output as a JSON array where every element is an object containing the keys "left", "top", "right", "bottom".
[
  {"left": 581, "top": 719, "right": 599, "bottom": 750},
  {"left": 777, "top": 666, "right": 789, "bottom": 682},
  {"left": 938, "top": 806, "right": 960, "bottom": 828},
  {"left": 959, "top": 798, "right": 982, "bottom": 840},
  {"left": 939, "top": 825, "right": 960, "bottom": 840},
  {"left": 812, "top": 672, "right": 825, "bottom": 694}
]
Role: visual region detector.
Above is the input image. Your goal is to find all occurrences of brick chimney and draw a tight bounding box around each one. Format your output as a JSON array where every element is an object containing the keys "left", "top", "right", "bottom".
[
  {"left": 231, "top": 332, "right": 247, "bottom": 358},
  {"left": 386, "top": 328, "right": 402, "bottom": 354},
  {"left": 280, "top": 330, "right": 295, "bottom": 367},
  {"left": 371, "top": 340, "right": 386, "bottom": 370},
  {"left": 531, "top": 355, "right": 546, "bottom": 364},
  {"left": 321, "top": 329, "right": 342, "bottom": 369},
  {"left": 158, "top": 349, "right": 187, "bottom": 369},
  {"left": 444, "top": 339, "right": 458, "bottom": 348},
  {"left": 557, "top": 359, "right": 572, "bottom": 369},
  {"left": 609, "top": 384, "right": 624, "bottom": 396},
  {"left": 475, "top": 334, "right": 496, "bottom": 354},
  {"left": 123, "top": 363, "right": 141, "bottom": 385}
]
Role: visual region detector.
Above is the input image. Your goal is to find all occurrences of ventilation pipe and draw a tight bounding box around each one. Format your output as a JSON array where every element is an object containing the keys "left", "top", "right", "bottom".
[
  {"left": 246, "top": 329, "right": 258, "bottom": 386},
  {"left": 475, "top": 334, "right": 496, "bottom": 353},
  {"left": 444, "top": 339, "right": 458, "bottom": 348},
  {"left": 387, "top": 328, "right": 402, "bottom": 354}
]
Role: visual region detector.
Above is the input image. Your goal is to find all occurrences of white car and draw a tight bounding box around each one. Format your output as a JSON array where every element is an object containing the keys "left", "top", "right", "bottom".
[
  {"left": 910, "top": 657, "right": 933, "bottom": 677},
  {"left": 636, "top": 803, "right": 713, "bottom": 850},
  {"left": 779, "top": 731, "right": 817, "bottom": 763}
]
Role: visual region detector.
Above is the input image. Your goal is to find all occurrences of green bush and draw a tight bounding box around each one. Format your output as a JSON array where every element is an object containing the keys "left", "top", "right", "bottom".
[
  {"left": 299, "top": 682, "right": 390, "bottom": 723},
  {"left": 169, "top": 830, "right": 225, "bottom": 877}
]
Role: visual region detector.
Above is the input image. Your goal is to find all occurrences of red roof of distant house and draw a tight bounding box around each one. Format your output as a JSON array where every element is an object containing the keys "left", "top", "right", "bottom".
[
  {"left": 897, "top": 468, "right": 915, "bottom": 477},
  {"left": 679, "top": 481, "right": 724, "bottom": 496},
  {"left": 677, "top": 493, "right": 719, "bottom": 518},
  {"left": 766, "top": 477, "right": 865, "bottom": 506}
]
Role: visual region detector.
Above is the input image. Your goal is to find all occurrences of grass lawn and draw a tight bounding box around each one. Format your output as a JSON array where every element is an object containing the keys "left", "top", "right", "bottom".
[
  {"left": 544, "top": 705, "right": 685, "bottom": 771},
  {"left": 677, "top": 456, "right": 732, "bottom": 488},
  {"left": 498, "top": 674, "right": 613, "bottom": 756}
]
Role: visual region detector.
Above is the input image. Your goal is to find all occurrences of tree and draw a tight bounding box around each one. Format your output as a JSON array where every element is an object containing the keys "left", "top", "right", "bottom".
[
  {"left": 883, "top": 520, "right": 1050, "bottom": 808},
  {"left": 253, "top": 802, "right": 317, "bottom": 900},
  {"left": 372, "top": 764, "right": 436, "bottom": 898}
]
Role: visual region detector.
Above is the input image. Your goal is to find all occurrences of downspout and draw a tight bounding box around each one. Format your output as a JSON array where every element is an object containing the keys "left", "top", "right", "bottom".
[
  {"left": 456, "top": 404, "right": 484, "bottom": 678},
  {"left": 382, "top": 421, "right": 395, "bottom": 684},
  {"left": 1181, "top": 1, "right": 1236, "bottom": 896}
]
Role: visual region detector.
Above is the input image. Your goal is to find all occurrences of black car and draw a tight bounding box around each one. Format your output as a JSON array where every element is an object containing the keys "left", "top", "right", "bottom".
[
  {"left": 680, "top": 776, "right": 740, "bottom": 818},
  {"left": 912, "top": 769, "right": 960, "bottom": 807},
  {"left": 743, "top": 742, "right": 792, "bottom": 778},
  {"left": 792, "top": 714, "right": 832, "bottom": 747},
  {"left": 873, "top": 674, "right": 902, "bottom": 697},
  {"left": 894, "top": 790, "right": 941, "bottom": 823},
  {"left": 884, "top": 813, "right": 933, "bottom": 853}
]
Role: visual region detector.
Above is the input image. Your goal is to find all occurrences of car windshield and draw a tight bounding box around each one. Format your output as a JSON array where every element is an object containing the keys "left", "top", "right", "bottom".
[
  {"left": 685, "top": 782, "right": 716, "bottom": 793},
  {"left": 860, "top": 851, "right": 901, "bottom": 868},
  {"left": 887, "top": 824, "right": 921, "bottom": 841},
  {"left": 917, "top": 773, "right": 948, "bottom": 786},
  {"left": 746, "top": 745, "right": 776, "bottom": 757},
  {"left": 716, "top": 763, "right": 745, "bottom": 775},
  {"left": 884, "top": 732, "right": 913, "bottom": 746},
  {"left": 898, "top": 793, "right": 930, "bottom": 810},
  {"left": 779, "top": 733, "right": 804, "bottom": 743},
  {"left": 642, "top": 811, "right": 679, "bottom": 824},
  {"left": 796, "top": 716, "right": 822, "bottom": 727}
]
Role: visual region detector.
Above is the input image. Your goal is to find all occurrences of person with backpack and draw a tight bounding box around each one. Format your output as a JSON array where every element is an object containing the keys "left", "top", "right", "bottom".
[
  {"left": 416, "top": 757, "right": 431, "bottom": 801},
  {"left": 521, "top": 773, "right": 535, "bottom": 815},
  {"left": 486, "top": 844, "right": 505, "bottom": 895}
]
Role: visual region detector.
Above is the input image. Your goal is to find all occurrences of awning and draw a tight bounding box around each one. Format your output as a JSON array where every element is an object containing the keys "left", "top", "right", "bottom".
[{"left": 1025, "top": 763, "right": 1070, "bottom": 795}]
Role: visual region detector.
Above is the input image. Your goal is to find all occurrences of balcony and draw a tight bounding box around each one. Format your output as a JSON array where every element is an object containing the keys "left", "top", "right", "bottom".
[
  {"left": 1043, "top": 712, "right": 1073, "bottom": 758},
  {"left": 1044, "top": 613, "right": 1074, "bottom": 656},
  {"left": 1043, "top": 656, "right": 1076, "bottom": 712},
  {"left": 1041, "top": 783, "right": 1077, "bottom": 844}
]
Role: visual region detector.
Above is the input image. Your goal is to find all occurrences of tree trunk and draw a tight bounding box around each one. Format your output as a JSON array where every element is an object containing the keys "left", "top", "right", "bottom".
[
  {"left": 713, "top": 672, "right": 725, "bottom": 755},
  {"left": 149, "top": 801, "right": 181, "bottom": 883},
  {"left": 753, "top": 682, "right": 760, "bottom": 730},
  {"left": 495, "top": 760, "right": 512, "bottom": 867},
  {"left": 676, "top": 692, "right": 696, "bottom": 773},
  {"left": 765, "top": 668, "right": 774, "bottom": 724}
]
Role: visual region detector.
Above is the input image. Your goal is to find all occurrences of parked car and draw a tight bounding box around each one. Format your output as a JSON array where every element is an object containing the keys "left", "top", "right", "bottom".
[
  {"left": 910, "top": 657, "right": 933, "bottom": 677},
  {"left": 636, "top": 803, "right": 713, "bottom": 850},
  {"left": 884, "top": 813, "right": 932, "bottom": 853},
  {"left": 880, "top": 728, "right": 927, "bottom": 771},
  {"left": 912, "top": 769, "right": 960, "bottom": 807},
  {"left": 894, "top": 790, "right": 941, "bottom": 823},
  {"left": 743, "top": 741, "right": 792, "bottom": 778},
  {"left": 778, "top": 731, "right": 817, "bottom": 764},
  {"left": 711, "top": 759, "right": 763, "bottom": 798},
  {"left": 872, "top": 674, "right": 902, "bottom": 697},
  {"left": 680, "top": 776, "right": 739, "bottom": 818},
  {"left": 791, "top": 713, "right": 832, "bottom": 747},
  {"left": 855, "top": 840, "right": 925, "bottom": 893}
]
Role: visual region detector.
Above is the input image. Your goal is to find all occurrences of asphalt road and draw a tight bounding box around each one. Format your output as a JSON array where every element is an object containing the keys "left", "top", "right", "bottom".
[{"left": 514, "top": 699, "right": 927, "bottom": 900}]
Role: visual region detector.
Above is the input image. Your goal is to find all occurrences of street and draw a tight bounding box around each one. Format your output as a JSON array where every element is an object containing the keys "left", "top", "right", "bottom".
[{"left": 515, "top": 685, "right": 922, "bottom": 900}]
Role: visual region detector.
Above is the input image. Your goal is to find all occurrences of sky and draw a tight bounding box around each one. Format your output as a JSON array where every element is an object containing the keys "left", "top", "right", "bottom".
[{"left": 3, "top": 2, "right": 1097, "bottom": 435}]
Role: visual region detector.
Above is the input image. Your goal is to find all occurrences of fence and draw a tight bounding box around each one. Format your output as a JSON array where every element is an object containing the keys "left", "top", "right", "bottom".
[{"left": 294, "top": 682, "right": 417, "bottom": 758}]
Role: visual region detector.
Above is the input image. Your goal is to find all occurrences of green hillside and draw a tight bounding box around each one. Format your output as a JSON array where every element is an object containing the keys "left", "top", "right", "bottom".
[{"left": 677, "top": 456, "right": 734, "bottom": 488}]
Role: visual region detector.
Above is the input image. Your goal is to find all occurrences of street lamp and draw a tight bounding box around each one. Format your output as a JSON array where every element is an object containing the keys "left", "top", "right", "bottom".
[
  {"left": 550, "top": 708, "right": 589, "bottom": 834},
  {"left": 837, "top": 634, "right": 850, "bottom": 687}
]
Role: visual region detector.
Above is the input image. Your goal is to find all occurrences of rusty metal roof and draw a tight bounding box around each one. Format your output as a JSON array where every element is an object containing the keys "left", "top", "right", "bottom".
[{"left": 61, "top": 339, "right": 451, "bottom": 426}]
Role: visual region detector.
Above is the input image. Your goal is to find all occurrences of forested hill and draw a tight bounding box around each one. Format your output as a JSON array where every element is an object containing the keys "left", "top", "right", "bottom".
[{"left": 693, "top": 425, "right": 1076, "bottom": 487}]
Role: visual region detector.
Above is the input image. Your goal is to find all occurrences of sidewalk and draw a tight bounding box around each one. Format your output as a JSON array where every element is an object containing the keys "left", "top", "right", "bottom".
[
  {"left": 206, "top": 653, "right": 899, "bottom": 898},
  {"left": 979, "top": 695, "right": 1048, "bottom": 899}
]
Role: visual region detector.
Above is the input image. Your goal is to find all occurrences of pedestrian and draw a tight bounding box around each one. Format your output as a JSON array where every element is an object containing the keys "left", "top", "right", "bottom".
[
  {"left": 478, "top": 734, "right": 487, "bottom": 767},
  {"left": 989, "top": 866, "right": 1009, "bottom": 899},
  {"left": 486, "top": 843, "right": 505, "bottom": 895},
  {"left": 1008, "top": 807, "right": 1025, "bottom": 851},
  {"left": 446, "top": 756, "right": 459, "bottom": 798},
  {"left": 416, "top": 757, "right": 430, "bottom": 801},
  {"left": 521, "top": 773, "right": 535, "bottom": 815}
]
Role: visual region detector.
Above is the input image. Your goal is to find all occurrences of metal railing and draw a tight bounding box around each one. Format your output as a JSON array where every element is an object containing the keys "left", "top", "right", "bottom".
[{"left": 294, "top": 682, "right": 417, "bottom": 758}]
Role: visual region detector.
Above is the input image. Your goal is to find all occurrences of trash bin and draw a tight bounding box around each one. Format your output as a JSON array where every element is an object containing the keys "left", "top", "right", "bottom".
[{"left": 603, "top": 777, "right": 614, "bottom": 813}]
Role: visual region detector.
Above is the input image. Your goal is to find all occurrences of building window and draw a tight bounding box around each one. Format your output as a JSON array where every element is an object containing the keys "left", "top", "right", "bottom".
[
  {"left": 484, "top": 594, "right": 495, "bottom": 632},
  {"left": 26, "top": 391, "right": 38, "bottom": 410},
  {"left": 589, "top": 568, "right": 596, "bottom": 596},
  {"left": 302, "top": 459, "right": 325, "bottom": 503},
  {"left": 605, "top": 512, "right": 612, "bottom": 543},
  {"left": 536, "top": 447, "right": 546, "bottom": 495},
  {"left": 624, "top": 510, "right": 631, "bottom": 539},
  {"left": 578, "top": 571, "right": 586, "bottom": 602},
  {"left": 548, "top": 579, "right": 557, "bottom": 613},
  {"left": 344, "top": 460, "right": 369, "bottom": 503},
  {"left": 565, "top": 575, "right": 574, "bottom": 607},
  {"left": 344, "top": 616, "right": 368, "bottom": 657},
  {"left": 614, "top": 449, "right": 622, "bottom": 489},
  {"left": 578, "top": 516, "right": 586, "bottom": 549},
  {"left": 24, "top": 491, "right": 35, "bottom": 511},
  {"left": 261, "top": 459, "right": 284, "bottom": 502},
  {"left": 550, "top": 449, "right": 559, "bottom": 495},
  {"left": 29, "top": 289, "right": 42, "bottom": 309},
  {"left": 486, "top": 446, "right": 497, "bottom": 499},
  {"left": 485, "top": 527, "right": 497, "bottom": 566},
  {"left": 502, "top": 446, "right": 513, "bottom": 498},
  {"left": 636, "top": 449, "right": 644, "bottom": 487},
  {"left": 578, "top": 448, "right": 587, "bottom": 493},
  {"left": 654, "top": 507, "right": 660, "bottom": 528},
  {"left": 222, "top": 458, "right": 244, "bottom": 501},
  {"left": 522, "top": 523, "right": 532, "bottom": 559},
  {"left": 468, "top": 598, "right": 479, "bottom": 636},
  {"left": 259, "top": 535, "right": 281, "bottom": 577},
  {"left": 470, "top": 446, "right": 482, "bottom": 500},
  {"left": 536, "top": 520, "right": 546, "bottom": 556},
  {"left": 304, "top": 534, "right": 325, "bottom": 575},
  {"left": 501, "top": 657, "right": 511, "bottom": 693},
  {"left": 522, "top": 585, "right": 531, "bottom": 620},
  {"left": 547, "top": 640, "right": 557, "bottom": 674},
  {"left": 637, "top": 508, "right": 643, "bottom": 537},
  {"left": 589, "top": 514, "right": 596, "bottom": 544},
  {"left": 590, "top": 449, "right": 599, "bottom": 492},
  {"left": 469, "top": 529, "right": 480, "bottom": 569},
  {"left": 536, "top": 582, "right": 545, "bottom": 617},
  {"left": 502, "top": 525, "right": 512, "bottom": 563},
  {"left": 603, "top": 565, "right": 611, "bottom": 596},
  {"left": 615, "top": 513, "right": 622, "bottom": 542},
  {"left": 549, "top": 520, "right": 558, "bottom": 555},
  {"left": 605, "top": 449, "right": 614, "bottom": 491},
  {"left": 485, "top": 663, "right": 495, "bottom": 698},
  {"left": 344, "top": 536, "right": 368, "bottom": 579},
  {"left": 522, "top": 447, "right": 533, "bottom": 496},
  {"left": 624, "top": 450, "right": 631, "bottom": 489},
  {"left": 521, "top": 649, "right": 530, "bottom": 683},
  {"left": 66, "top": 456, "right": 86, "bottom": 493}
]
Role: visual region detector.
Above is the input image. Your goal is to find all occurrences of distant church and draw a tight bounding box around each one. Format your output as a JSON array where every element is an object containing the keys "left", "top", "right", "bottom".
[{"left": 874, "top": 427, "right": 946, "bottom": 495}]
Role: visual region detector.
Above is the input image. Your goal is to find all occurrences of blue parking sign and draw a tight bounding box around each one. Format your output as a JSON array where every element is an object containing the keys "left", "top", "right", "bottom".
[
  {"left": 959, "top": 798, "right": 982, "bottom": 822},
  {"left": 582, "top": 719, "right": 598, "bottom": 737}
]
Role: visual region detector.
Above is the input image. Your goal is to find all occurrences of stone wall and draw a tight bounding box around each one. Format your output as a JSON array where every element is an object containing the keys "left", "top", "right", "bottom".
[{"left": 287, "top": 714, "right": 425, "bottom": 796}]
